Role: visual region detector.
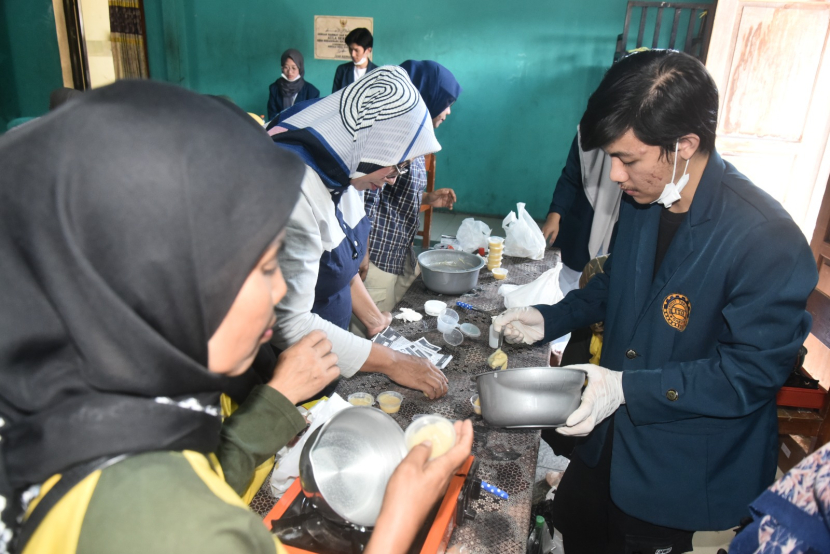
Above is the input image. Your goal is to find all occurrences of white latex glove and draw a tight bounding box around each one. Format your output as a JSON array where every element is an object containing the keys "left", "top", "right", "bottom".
[
  {"left": 491, "top": 307, "right": 545, "bottom": 345},
  {"left": 557, "top": 363, "right": 624, "bottom": 437}
]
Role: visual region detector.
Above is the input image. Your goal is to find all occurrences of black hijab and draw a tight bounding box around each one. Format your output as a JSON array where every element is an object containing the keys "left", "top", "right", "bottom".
[
  {"left": 277, "top": 49, "right": 306, "bottom": 107},
  {"left": 0, "top": 80, "right": 304, "bottom": 535}
]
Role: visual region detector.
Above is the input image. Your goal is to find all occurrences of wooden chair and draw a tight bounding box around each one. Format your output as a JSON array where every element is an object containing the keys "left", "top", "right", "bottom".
[
  {"left": 777, "top": 289, "right": 830, "bottom": 469},
  {"left": 415, "top": 153, "right": 436, "bottom": 249}
]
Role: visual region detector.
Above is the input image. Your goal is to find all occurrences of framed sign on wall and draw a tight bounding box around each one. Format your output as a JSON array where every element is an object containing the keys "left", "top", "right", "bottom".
[{"left": 314, "top": 16, "right": 374, "bottom": 60}]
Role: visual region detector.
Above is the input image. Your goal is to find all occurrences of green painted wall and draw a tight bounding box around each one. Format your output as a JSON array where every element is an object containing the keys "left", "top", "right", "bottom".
[
  {"left": 0, "top": 0, "right": 64, "bottom": 130},
  {"left": 143, "top": 0, "right": 635, "bottom": 219}
]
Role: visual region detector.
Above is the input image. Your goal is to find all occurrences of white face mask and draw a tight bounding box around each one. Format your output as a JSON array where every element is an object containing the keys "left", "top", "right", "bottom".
[
  {"left": 353, "top": 57, "right": 367, "bottom": 66},
  {"left": 652, "top": 141, "right": 690, "bottom": 209},
  {"left": 281, "top": 72, "right": 301, "bottom": 82}
]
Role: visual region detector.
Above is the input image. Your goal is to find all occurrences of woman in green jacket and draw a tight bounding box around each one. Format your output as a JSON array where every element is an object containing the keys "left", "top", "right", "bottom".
[{"left": 0, "top": 80, "right": 472, "bottom": 554}]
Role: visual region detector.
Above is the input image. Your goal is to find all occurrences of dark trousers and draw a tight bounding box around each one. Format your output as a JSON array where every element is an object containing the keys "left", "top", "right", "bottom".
[{"left": 550, "top": 426, "right": 694, "bottom": 554}]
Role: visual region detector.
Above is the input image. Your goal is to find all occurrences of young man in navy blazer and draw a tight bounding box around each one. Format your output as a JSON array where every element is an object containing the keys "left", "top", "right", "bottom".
[
  {"left": 494, "top": 50, "right": 817, "bottom": 554},
  {"left": 332, "top": 28, "right": 378, "bottom": 93}
]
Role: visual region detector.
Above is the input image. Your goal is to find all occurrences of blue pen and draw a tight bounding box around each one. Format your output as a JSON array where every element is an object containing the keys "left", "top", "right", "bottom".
[
  {"left": 481, "top": 481, "right": 509, "bottom": 500},
  {"left": 456, "top": 301, "right": 487, "bottom": 313}
]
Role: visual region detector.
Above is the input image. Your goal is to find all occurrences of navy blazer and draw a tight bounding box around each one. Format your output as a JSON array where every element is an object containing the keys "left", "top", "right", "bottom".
[
  {"left": 332, "top": 61, "right": 378, "bottom": 93},
  {"left": 538, "top": 151, "right": 817, "bottom": 530},
  {"left": 267, "top": 81, "right": 320, "bottom": 122}
]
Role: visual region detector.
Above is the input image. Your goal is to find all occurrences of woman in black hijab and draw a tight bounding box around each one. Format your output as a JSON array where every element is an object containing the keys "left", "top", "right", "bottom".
[
  {"left": 267, "top": 48, "right": 320, "bottom": 122},
  {"left": 0, "top": 80, "right": 471, "bottom": 554}
]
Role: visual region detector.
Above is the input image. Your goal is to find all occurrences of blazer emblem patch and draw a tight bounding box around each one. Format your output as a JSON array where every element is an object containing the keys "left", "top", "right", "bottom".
[{"left": 662, "top": 294, "right": 690, "bottom": 331}]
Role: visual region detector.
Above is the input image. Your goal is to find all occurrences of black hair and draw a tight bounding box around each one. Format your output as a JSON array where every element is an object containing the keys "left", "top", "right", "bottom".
[
  {"left": 345, "top": 28, "right": 373, "bottom": 50},
  {"left": 580, "top": 50, "right": 718, "bottom": 158}
]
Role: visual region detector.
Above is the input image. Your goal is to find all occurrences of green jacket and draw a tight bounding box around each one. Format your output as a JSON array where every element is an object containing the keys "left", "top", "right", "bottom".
[{"left": 22, "top": 385, "right": 305, "bottom": 554}]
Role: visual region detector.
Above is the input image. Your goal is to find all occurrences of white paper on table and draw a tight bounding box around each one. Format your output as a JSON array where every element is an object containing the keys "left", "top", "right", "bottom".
[{"left": 269, "top": 393, "right": 352, "bottom": 498}]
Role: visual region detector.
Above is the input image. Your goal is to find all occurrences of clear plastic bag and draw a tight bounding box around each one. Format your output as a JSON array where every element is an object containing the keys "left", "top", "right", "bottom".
[
  {"left": 502, "top": 203, "right": 546, "bottom": 260},
  {"left": 498, "top": 265, "right": 564, "bottom": 308},
  {"left": 456, "top": 217, "right": 491, "bottom": 252}
]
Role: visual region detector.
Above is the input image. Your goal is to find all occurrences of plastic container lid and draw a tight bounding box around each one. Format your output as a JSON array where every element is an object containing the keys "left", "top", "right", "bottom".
[
  {"left": 459, "top": 322, "right": 481, "bottom": 337},
  {"left": 439, "top": 307, "right": 459, "bottom": 322},
  {"left": 404, "top": 414, "right": 457, "bottom": 459},
  {"left": 443, "top": 327, "right": 464, "bottom": 346},
  {"left": 424, "top": 300, "right": 447, "bottom": 316}
]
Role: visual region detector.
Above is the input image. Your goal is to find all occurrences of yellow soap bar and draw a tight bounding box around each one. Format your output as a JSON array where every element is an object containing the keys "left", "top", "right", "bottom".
[
  {"left": 487, "top": 348, "right": 508, "bottom": 370},
  {"left": 407, "top": 423, "right": 454, "bottom": 458}
]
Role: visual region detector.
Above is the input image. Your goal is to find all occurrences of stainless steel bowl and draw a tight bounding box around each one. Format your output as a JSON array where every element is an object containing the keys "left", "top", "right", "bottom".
[
  {"left": 299, "top": 407, "right": 407, "bottom": 528},
  {"left": 418, "top": 249, "right": 486, "bottom": 295},
  {"left": 475, "top": 367, "right": 586, "bottom": 428}
]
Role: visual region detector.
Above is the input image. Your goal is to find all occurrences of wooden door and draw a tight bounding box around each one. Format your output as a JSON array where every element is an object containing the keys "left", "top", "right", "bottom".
[
  {"left": 705, "top": 0, "right": 830, "bottom": 240},
  {"left": 805, "top": 175, "right": 830, "bottom": 387},
  {"left": 812, "top": 174, "right": 830, "bottom": 295}
]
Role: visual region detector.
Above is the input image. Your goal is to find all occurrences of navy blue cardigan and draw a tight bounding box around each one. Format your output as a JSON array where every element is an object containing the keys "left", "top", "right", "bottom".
[{"left": 267, "top": 81, "right": 320, "bottom": 122}]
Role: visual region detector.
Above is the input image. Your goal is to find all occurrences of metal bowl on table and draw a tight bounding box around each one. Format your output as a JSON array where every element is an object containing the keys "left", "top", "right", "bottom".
[
  {"left": 299, "top": 407, "right": 407, "bottom": 528},
  {"left": 417, "top": 249, "right": 486, "bottom": 295},
  {"left": 474, "top": 367, "right": 587, "bottom": 428}
]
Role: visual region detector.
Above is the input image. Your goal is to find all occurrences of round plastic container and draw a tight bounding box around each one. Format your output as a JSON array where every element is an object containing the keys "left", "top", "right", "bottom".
[
  {"left": 492, "top": 268, "right": 508, "bottom": 280},
  {"left": 436, "top": 308, "right": 459, "bottom": 333},
  {"left": 405, "top": 414, "right": 457, "bottom": 459},
  {"left": 459, "top": 322, "right": 481, "bottom": 337},
  {"left": 377, "top": 391, "right": 403, "bottom": 414},
  {"left": 347, "top": 392, "right": 374, "bottom": 407},
  {"left": 488, "top": 236, "right": 505, "bottom": 248},
  {"left": 470, "top": 394, "right": 481, "bottom": 416},
  {"left": 424, "top": 300, "right": 447, "bottom": 316}
]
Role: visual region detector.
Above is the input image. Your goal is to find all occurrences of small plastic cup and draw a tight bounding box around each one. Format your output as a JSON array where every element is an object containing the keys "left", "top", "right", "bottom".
[
  {"left": 347, "top": 392, "right": 374, "bottom": 407},
  {"left": 378, "top": 393, "right": 402, "bottom": 414},
  {"left": 488, "top": 236, "right": 505, "bottom": 248},
  {"left": 487, "top": 259, "right": 502, "bottom": 270},
  {"left": 378, "top": 391, "right": 403, "bottom": 414},
  {"left": 405, "top": 414, "right": 457, "bottom": 459},
  {"left": 436, "top": 308, "right": 460, "bottom": 333},
  {"left": 470, "top": 394, "right": 481, "bottom": 416},
  {"left": 492, "top": 268, "right": 508, "bottom": 280}
]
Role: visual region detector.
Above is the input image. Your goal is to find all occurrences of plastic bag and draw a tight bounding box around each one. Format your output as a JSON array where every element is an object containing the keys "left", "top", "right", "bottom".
[
  {"left": 499, "top": 265, "right": 564, "bottom": 308},
  {"left": 456, "top": 218, "right": 491, "bottom": 252},
  {"left": 502, "top": 203, "right": 546, "bottom": 260}
]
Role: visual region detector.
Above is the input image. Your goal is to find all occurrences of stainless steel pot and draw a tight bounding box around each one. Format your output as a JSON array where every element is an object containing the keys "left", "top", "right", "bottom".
[
  {"left": 418, "top": 249, "right": 485, "bottom": 295},
  {"left": 298, "top": 407, "right": 407, "bottom": 528},
  {"left": 475, "top": 367, "right": 586, "bottom": 428}
]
